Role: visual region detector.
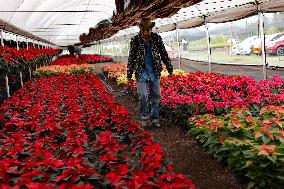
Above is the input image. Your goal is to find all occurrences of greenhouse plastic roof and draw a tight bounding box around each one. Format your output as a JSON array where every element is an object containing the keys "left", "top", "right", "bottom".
[
  {"left": 101, "top": 0, "right": 284, "bottom": 43},
  {"left": 0, "top": 0, "right": 116, "bottom": 46},
  {"left": 0, "top": 0, "right": 284, "bottom": 46}
]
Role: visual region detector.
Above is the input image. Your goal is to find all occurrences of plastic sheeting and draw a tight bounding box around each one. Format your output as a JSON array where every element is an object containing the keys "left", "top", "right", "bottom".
[
  {"left": 100, "top": 0, "right": 284, "bottom": 43},
  {"left": 0, "top": 0, "right": 115, "bottom": 46},
  {"left": 0, "top": 0, "right": 284, "bottom": 45}
]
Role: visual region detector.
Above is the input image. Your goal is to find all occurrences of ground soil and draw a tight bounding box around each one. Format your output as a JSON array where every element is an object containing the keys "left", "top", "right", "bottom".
[{"left": 100, "top": 75, "right": 247, "bottom": 189}]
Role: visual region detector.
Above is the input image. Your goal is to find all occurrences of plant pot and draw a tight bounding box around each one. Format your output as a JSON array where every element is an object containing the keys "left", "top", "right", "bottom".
[{"left": 8, "top": 74, "right": 17, "bottom": 82}]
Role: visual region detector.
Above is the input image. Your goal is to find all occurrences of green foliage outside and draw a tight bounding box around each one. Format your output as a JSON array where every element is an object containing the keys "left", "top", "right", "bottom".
[{"left": 188, "top": 36, "right": 230, "bottom": 49}]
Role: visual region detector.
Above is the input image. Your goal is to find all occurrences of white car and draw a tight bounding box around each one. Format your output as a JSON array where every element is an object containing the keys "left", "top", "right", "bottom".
[{"left": 232, "top": 36, "right": 259, "bottom": 55}]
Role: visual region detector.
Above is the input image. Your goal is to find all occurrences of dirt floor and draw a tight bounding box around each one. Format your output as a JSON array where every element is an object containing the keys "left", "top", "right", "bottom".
[{"left": 99, "top": 74, "right": 247, "bottom": 189}]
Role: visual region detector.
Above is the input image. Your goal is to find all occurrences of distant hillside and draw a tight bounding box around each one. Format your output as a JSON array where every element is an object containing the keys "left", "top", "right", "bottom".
[
  {"left": 161, "top": 13, "right": 284, "bottom": 42},
  {"left": 161, "top": 28, "right": 206, "bottom": 41}
]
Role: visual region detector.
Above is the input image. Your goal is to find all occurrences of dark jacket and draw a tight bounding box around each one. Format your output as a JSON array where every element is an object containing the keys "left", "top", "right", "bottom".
[{"left": 127, "top": 32, "right": 173, "bottom": 80}]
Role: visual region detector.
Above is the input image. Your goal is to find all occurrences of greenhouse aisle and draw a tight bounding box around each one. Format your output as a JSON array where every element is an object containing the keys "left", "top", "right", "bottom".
[{"left": 104, "top": 78, "right": 247, "bottom": 189}]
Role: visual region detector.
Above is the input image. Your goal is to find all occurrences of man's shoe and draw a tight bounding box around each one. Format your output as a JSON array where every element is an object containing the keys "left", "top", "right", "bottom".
[
  {"left": 152, "top": 119, "right": 161, "bottom": 128},
  {"left": 141, "top": 115, "right": 149, "bottom": 127},
  {"left": 141, "top": 119, "right": 147, "bottom": 127}
]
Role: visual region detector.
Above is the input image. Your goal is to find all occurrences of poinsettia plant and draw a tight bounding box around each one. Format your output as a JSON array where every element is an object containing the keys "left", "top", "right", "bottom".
[
  {"left": 103, "top": 63, "right": 127, "bottom": 80},
  {"left": 0, "top": 46, "right": 59, "bottom": 75},
  {"left": 0, "top": 73, "right": 196, "bottom": 188},
  {"left": 116, "top": 71, "right": 283, "bottom": 127},
  {"left": 190, "top": 105, "right": 284, "bottom": 188},
  {"left": 107, "top": 68, "right": 284, "bottom": 188},
  {"left": 33, "top": 64, "right": 95, "bottom": 77},
  {"left": 50, "top": 54, "right": 113, "bottom": 66},
  {"left": 80, "top": 54, "right": 113, "bottom": 63}
]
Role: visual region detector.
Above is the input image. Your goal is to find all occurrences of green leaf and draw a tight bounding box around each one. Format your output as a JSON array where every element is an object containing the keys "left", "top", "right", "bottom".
[
  {"left": 63, "top": 175, "right": 72, "bottom": 182},
  {"left": 32, "top": 175, "right": 44, "bottom": 181},
  {"left": 114, "top": 180, "right": 124, "bottom": 187},
  {"left": 217, "top": 152, "right": 226, "bottom": 161},
  {"left": 260, "top": 162, "right": 271, "bottom": 168},
  {"left": 220, "top": 144, "right": 235, "bottom": 151},
  {"left": 231, "top": 150, "right": 241, "bottom": 157},
  {"left": 267, "top": 155, "right": 277, "bottom": 164},
  {"left": 262, "top": 135, "right": 271, "bottom": 144},
  {"left": 259, "top": 179, "right": 266, "bottom": 187},
  {"left": 99, "top": 162, "right": 106, "bottom": 169},
  {"left": 276, "top": 175, "right": 284, "bottom": 181},
  {"left": 50, "top": 173, "right": 57, "bottom": 182},
  {"left": 242, "top": 150, "right": 255, "bottom": 158},
  {"left": 245, "top": 132, "right": 255, "bottom": 139},
  {"left": 255, "top": 132, "right": 262, "bottom": 138},
  {"left": 278, "top": 157, "right": 284, "bottom": 162},
  {"left": 248, "top": 181, "right": 256, "bottom": 189},
  {"left": 89, "top": 174, "right": 100, "bottom": 180}
]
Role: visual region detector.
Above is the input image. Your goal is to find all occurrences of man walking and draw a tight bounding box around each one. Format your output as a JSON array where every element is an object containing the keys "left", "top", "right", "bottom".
[{"left": 127, "top": 17, "right": 173, "bottom": 128}]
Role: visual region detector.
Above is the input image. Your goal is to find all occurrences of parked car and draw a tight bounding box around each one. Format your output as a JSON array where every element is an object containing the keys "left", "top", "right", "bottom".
[
  {"left": 252, "top": 33, "right": 284, "bottom": 55},
  {"left": 165, "top": 45, "right": 176, "bottom": 59},
  {"left": 232, "top": 36, "right": 259, "bottom": 55},
  {"left": 265, "top": 35, "right": 284, "bottom": 56}
]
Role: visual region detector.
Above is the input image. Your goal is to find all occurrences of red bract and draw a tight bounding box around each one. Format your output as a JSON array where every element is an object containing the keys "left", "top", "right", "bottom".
[
  {"left": 50, "top": 55, "right": 85, "bottom": 65},
  {"left": 0, "top": 71, "right": 195, "bottom": 188},
  {"left": 80, "top": 54, "right": 113, "bottom": 63},
  {"left": 0, "top": 46, "right": 59, "bottom": 63},
  {"left": 126, "top": 72, "right": 284, "bottom": 114},
  {"left": 0, "top": 46, "right": 60, "bottom": 77},
  {"left": 105, "top": 164, "right": 130, "bottom": 186},
  {"left": 49, "top": 54, "right": 113, "bottom": 66}
]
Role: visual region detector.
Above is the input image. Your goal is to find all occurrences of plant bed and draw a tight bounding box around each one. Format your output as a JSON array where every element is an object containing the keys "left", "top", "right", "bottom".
[
  {"left": 33, "top": 64, "right": 95, "bottom": 78},
  {"left": 102, "top": 64, "right": 284, "bottom": 188},
  {"left": 99, "top": 76, "right": 247, "bottom": 189},
  {"left": 190, "top": 106, "right": 284, "bottom": 188},
  {"left": 0, "top": 73, "right": 196, "bottom": 188}
]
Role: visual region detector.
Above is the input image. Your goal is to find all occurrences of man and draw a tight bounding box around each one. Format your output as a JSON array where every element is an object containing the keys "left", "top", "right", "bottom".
[
  {"left": 127, "top": 17, "right": 173, "bottom": 128},
  {"left": 74, "top": 44, "right": 82, "bottom": 56}
]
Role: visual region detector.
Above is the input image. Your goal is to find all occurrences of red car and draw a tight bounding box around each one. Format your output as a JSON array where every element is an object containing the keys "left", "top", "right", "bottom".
[{"left": 266, "top": 36, "right": 284, "bottom": 56}]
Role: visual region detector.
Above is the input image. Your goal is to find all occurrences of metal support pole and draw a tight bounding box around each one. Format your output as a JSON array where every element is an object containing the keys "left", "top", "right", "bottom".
[
  {"left": 110, "top": 42, "right": 114, "bottom": 56},
  {"left": 127, "top": 40, "right": 130, "bottom": 56},
  {"left": 29, "top": 67, "right": 32, "bottom": 79},
  {"left": 230, "top": 26, "right": 233, "bottom": 57},
  {"left": 259, "top": 12, "right": 267, "bottom": 79},
  {"left": 176, "top": 26, "right": 181, "bottom": 69},
  {"left": 16, "top": 35, "right": 19, "bottom": 50},
  {"left": 5, "top": 75, "right": 10, "bottom": 98},
  {"left": 205, "top": 22, "right": 212, "bottom": 73},
  {"left": 20, "top": 71, "right": 23, "bottom": 88},
  {"left": 1, "top": 29, "right": 4, "bottom": 47},
  {"left": 116, "top": 46, "right": 119, "bottom": 57},
  {"left": 26, "top": 38, "right": 29, "bottom": 50},
  {"left": 121, "top": 41, "right": 124, "bottom": 62}
]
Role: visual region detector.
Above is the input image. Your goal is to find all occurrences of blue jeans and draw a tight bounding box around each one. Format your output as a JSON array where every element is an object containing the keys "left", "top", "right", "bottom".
[{"left": 136, "top": 78, "right": 161, "bottom": 120}]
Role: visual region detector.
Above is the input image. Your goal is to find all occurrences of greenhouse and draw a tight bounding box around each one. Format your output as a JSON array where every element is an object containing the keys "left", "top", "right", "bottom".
[{"left": 0, "top": 0, "right": 283, "bottom": 188}]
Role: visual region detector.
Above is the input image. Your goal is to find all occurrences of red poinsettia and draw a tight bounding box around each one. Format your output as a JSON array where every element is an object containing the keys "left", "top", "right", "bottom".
[{"left": 0, "top": 72, "right": 196, "bottom": 188}]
